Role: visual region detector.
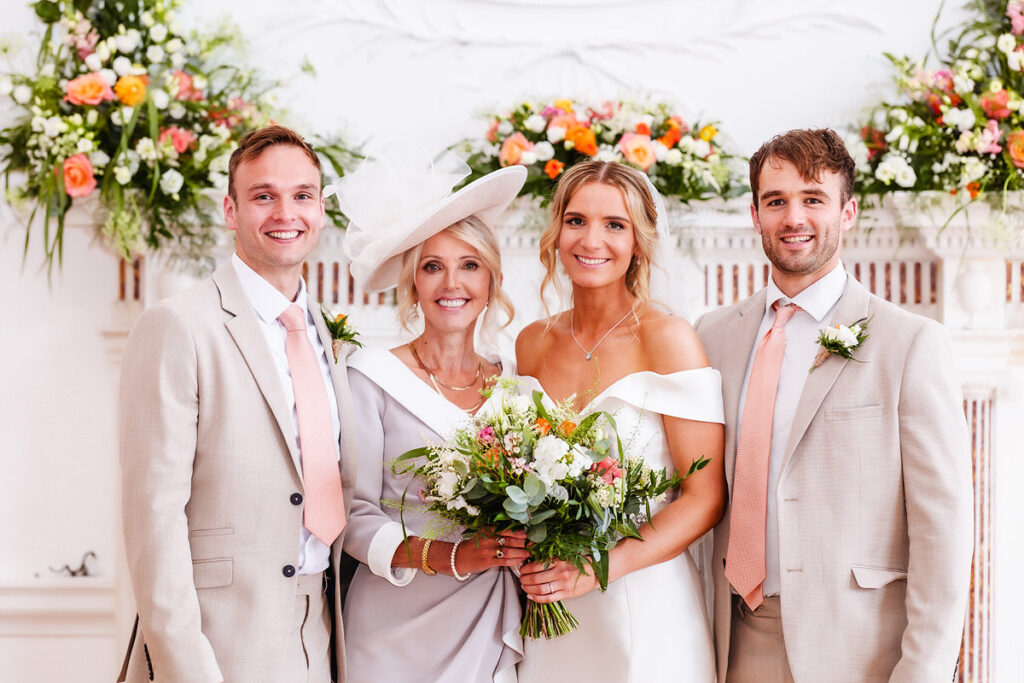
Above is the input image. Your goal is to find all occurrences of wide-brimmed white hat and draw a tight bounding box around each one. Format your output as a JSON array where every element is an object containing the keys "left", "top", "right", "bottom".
[{"left": 326, "top": 141, "right": 526, "bottom": 293}]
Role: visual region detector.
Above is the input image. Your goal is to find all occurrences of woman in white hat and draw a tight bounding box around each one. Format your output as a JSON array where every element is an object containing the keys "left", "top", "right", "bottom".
[
  {"left": 514, "top": 161, "right": 725, "bottom": 682},
  {"left": 333, "top": 144, "right": 530, "bottom": 683}
]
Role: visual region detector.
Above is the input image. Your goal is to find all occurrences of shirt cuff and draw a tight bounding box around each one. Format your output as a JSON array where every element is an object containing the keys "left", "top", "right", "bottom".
[{"left": 367, "top": 522, "right": 417, "bottom": 586}]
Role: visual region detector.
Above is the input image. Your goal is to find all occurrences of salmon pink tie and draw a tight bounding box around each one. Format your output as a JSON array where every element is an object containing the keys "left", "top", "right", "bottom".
[
  {"left": 726, "top": 300, "right": 799, "bottom": 610},
  {"left": 279, "top": 305, "right": 346, "bottom": 546}
]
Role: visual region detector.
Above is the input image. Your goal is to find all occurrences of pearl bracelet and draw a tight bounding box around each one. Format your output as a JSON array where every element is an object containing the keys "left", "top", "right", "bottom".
[{"left": 450, "top": 539, "right": 471, "bottom": 582}]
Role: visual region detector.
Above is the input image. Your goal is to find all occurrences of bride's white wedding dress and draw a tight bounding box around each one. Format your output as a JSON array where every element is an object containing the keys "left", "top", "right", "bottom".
[{"left": 517, "top": 368, "right": 723, "bottom": 683}]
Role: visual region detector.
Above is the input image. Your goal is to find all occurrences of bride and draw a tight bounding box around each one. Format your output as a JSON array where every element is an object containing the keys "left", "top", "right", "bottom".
[{"left": 515, "top": 161, "right": 725, "bottom": 682}]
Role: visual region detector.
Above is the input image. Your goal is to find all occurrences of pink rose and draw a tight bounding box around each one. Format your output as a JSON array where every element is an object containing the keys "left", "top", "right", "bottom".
[
  {"left": 159, "top": 126, "right": 197, "bottom": 154},
  {"left": 591, "top": 457, "right": 624, "bottom": 484},
  {"left": 172, "top": 70, "right": 204, "bottom": 101},
  {"left": 1009, "top": 2, "right": 1024, "bottom": 35},
  {"left": 62, "top": 154, "right": 97, "bottom": 198}
]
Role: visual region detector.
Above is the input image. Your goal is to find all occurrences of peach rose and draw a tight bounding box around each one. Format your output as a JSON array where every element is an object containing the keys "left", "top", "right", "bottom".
[
  {"left": 499, "top": 132, "right": 533, "bottom": 166},
  {"left": 115, "top": 74, "right": 148, "bottom": 107},
  {"left": 1007, "top": 130, "right": 1024, "bottom": 168},
  {"left": 566, "top": 125, "right": 598, "bottom": 156},
  {"left": 159, "top": 126, "right": 196, "bottom": 154},
  {"left": 549, "top": 113, "right": 580, "bottom": 131},
  {"left": 172, "top": 70, "right": 203, "bottom": 101},
  {"left": 64, "top": 72, "right": 115, "bottom": 106},
  {"left": 618, "top": 133, "right": 656, "bottom": 170},
  {"left": 544, "top": 159, "right": 565, "bottom": 179},
  {"left": 62, "top": 154, "right": 97, "bottom": 197}
]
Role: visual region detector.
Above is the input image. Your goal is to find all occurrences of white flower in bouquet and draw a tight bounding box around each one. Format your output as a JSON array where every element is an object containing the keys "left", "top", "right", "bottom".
[
  {"left": 168, "top": 101, "right": 186, "bottom": 119},
  {"left": 497, "top": 120, "right": 513, "bottom": 135},
  {"left": 595, "top": 146, "right": 618, "bottom": 163},
  {"left": 150, "top": 24, "right": 168, "bottom": 43},
  {"left": 547, "top": 126, "right": 566, "bottom": 143},
  {"left": 115, "top": 29, "right": 141, "bottom": 54},
  {"left": 209, "top": 152, "right": 231, "bottom": 174},
  {"left": 123, "top": 150, "right": 141, "bottom": 175},
  {"left": 944, "top": 107, "right": 976, "bottom": 132},
  {"left": 525, "top": 114, "right": 547, "bottom": 133},
  {"left": 146, "top": 44, "right": 165, "bottom": 64},
  {"left": 165, "top": 38, "right": 183, "bottom": 54},
  {"left": 112, "top": 56, "right": 134, "bottom": 77},
  {"left": 665, "top": 148, "right": 683, "bottom": 165},
  {"left": 84, "top": 53, "right": 102, "bottom": 72},
  {"left": 693, "top": 139, "right": 711, "bottom": 158},
  {"left": 95, "top": 40, "right": 111, "bottom": 62},
  {"left": 40, "top": 62, "right": 55, "bottom": 78},
  {"left": 136, "top": 137, "right": 157, "bottom": 162},
  {"left": 436, "top": 469, "right": 461, "bottom": 500},
  {"left": 961, "top": 157, "right": 988, "bottom": 183},
  {"left": 140, "top": 11, "right": 155, "bottom": 27},
  {"left": 12, "top": 85, "right": 31, "bottom": 104},
  {"left": 520, "top": 150, "right": 538, "bottom": 166},
  {"left": 533, "top": 435, "right": 570, "bottom": 486},
  {"left": 76, "top": 138, "right": 93, "bottom": 154},
  {"left": 150, "top": 88, "right": 169, "bottom": 110},
  {"left": 652, "top": 140, "right": 668, "bottom": 162},
  {"left": 30, "top": 116, "right": 43, "bottom": 132},
  {"left": 1009, "top": 50, "right": 1024, "bottom": 71},
  {"left": 998, "top": 33, "right": 1017, "bottom": 54},
  {"left": 90, "top": 149, "right": 110, "bottom": 168},
  {"left": 894, "top": 162, "right": 916, "bottom": 188},
  {"left": 208, "top": 171, "right": 228, "bottom": 191},
  {"left": 533, "top": 141, "right": 555, "bottom": 161},
  {"left": 100, "top": 68, "right": 116, "bottom": 86},
  {"left": 114, "top": 166, "right": 133, "bottom": 184},
  {"left": 0, "top": 77, "right": 11, "bottom": 96},
  {"left": 159, "top": 169, "right": 185, "bottom": 195},
  {"left": 42, "top": 116, "right": 66, "bottom": 138}
]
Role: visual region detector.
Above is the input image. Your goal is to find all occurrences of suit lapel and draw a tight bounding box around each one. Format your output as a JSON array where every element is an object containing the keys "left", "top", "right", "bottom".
[
  {"left": 720, "top": 290, "right": 768, "bottom": 490},
  {"left": 779, "top": 276, "right": 872, "bottom": 476},
  {"left": 215, "top": 263, "right": 303, "bottom": 477}
]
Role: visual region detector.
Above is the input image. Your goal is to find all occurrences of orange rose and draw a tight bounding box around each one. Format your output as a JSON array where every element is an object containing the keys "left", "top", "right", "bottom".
[
  {"left": 557, "top": 420, "right": 577, "bottom": 437},
  {"left": 335, "top": 313, "right": 348, "bottom": 323},
  {"left": 966, "top": 181, "right": 981, "bottom": 199},
  {"left": 499, "top": 132, "right": 533, "bottom": 166},
  {"left": 114, "top": 74, "right": 148, "bottom": 107},
  {"left": 1007, "top": 130, "right": 1024, "bottom": 168},
  {"left": 64, "top": 72, "right": 115, "bottom": 106},
  {"left": 618, "top": 133, "right": 656, "bottom": 171},
  {"left": 566, "top": 125, "right": 598, "bottom": 156},
  {"left": 544, "top": 159, "right": 565, "bottom": 179},
  {"left": 534, "top": 417, "right": 552, "bottom": 435},
  {"left": 658, "top": 127, "right": 682, "bottom": 148},
  {"left": 635, "top": 122, "right": 651, "bottom": 136},
  {"left": 62, "top": 154, "right": 97, "bottom": 198}
]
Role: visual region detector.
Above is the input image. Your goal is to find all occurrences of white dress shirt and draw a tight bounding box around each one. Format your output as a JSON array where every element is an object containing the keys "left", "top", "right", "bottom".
[
  {"left": 231, "top": 254, "right": 341, "bottom": 574},
  {"left": 735, "top": 261, "right": 847, "bottom": 596}
]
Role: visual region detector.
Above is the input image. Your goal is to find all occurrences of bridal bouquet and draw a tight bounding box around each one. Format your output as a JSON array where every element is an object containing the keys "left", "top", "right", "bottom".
[
  {"left": 393, "top": 378, "right": 709, "bottom": 639},
  {"left": 458, "top": 98, "right": 744, "bottom": 203}
]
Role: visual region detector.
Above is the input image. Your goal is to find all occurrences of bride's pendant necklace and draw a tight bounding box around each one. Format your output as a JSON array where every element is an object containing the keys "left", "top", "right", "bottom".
[{"left": 570, "top": 307, "right": 634, "bottom": 361}]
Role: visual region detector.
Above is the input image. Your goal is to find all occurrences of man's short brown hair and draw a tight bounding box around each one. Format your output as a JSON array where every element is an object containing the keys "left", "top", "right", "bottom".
[
  {"left": 749, "top": 128, "right": 855, "bottom": 208},
  {"left": 227, "top": 124, "right": 321, "bottom": 198}
]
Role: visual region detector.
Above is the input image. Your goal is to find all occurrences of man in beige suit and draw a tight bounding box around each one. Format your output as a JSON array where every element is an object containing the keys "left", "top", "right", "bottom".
[
  {"left": 694, "top": 128, "right": 973, "bottom": 682},
  {"left": 118, "top": 125, "right": 358, "bottom": 682}
]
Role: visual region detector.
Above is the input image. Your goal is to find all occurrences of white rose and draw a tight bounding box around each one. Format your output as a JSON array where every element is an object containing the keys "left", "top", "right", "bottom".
[
  {"left": 76, "top": 138, "right": 94, "bottom": 154},
  {"left": 90, "top": 149, "right": 110, "bottom": 168},
  {"left": 114, "top": 166, "right": 133, "bottom": 184},
  {"left": 165, "top": 37, "right": 182, "bottom": 54},
  {"left": 150, "top": 88, "right": 169, "bottom": 110},
  {"left": 136, "top": 137, "right": 157, "bottom": 162},
  {"left": 115, "top": 29, "right": 141, "bottom": 54},
  {"left": 533, "top": 141, "right": 555, "bottom": 161},
  {"left": 895, "top": 165, "right": 917, "bottom": 188},
  {"left": 84, "top": 53, "right": 102, "bottom": 72},
  {"left": 693, "top": 139, "right": 711, "bottom": 158},
  {"left": 874, "top": 160, "right": 896, "bottom": 184},
  {"left": 100, "top": 68, "right": 117, "bottom": 86},
  {"left": 998, "top": 33, "right": 1017, "bottom": 54},
  {"left": 652, "top": 140, "right": 669, "bottom": 162},
  {"left": 168, "top": 102, "right": 186, "bottom": 119},
  {"left": 113, "top": 56, "right": 134, "bottom": 77},
  {"left": 159, "top": 168, "right": 184, "bottom": 195},
  {"left": 12, "top": 84, "right": 31, "bottom": 104},
  {"left": 524, "top": 114, "right": 547, "bottom": 133},
  {"left": 0, "top": 77, "right": 12, "bottom": 96},
  {"left": 509, "top": 394, "right": 533, "bottom": 415},
  {"left": 43, "top": 116, "right": 66, "bottom": 138},
  {"left": 665, "top": 148, "right": 683, "bottom": 165},
  {"left": 497, "top": 121, "right": 513, "bottom": 136},
  {"left": 436, "top": 471, "right": 460, "bottom": 500},
  {"left": 519, "top": 150, "right": 537, "bottom": 166},
  {"left": 146, "top": 45, "right": 164, "bottom": 64},
  {"left": 547, "top": 126, "right": 566, "bottom": 143},
  {"left": 820, "top": 326, "right": 840, "bottom": 343},
  {"left": 150, "top": 24, "right": 168, "bottom": 43},
  {"left": 835, "top": 325, "right": 859, "bottom": 347}
]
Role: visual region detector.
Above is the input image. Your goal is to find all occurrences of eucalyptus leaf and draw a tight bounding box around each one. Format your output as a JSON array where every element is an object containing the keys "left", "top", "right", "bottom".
[
  {"left": 527, "top": 523, "right": 547, "bottom": 543},
  {"left": 506, "top": 485, "right": 528, "bottom": 505}
]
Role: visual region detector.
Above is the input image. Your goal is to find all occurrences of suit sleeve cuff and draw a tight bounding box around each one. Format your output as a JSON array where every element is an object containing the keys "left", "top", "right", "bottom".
[{"left": 367, "top": 522, "right": 417, "bottom": 586}]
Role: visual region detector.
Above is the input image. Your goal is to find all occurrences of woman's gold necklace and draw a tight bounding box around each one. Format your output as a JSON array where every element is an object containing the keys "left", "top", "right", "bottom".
[
  {"left": 570, "top": 307, "right": 634, "bottom": 361},
  {"left": 409, "top": 341, "right": 485, "bottom": 399}
]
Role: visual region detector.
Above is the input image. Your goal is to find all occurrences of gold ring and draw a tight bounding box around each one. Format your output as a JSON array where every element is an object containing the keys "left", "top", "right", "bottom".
[
  {"left": 546, "top": 582, "right": 553, "bottom": 595},
  {"left": 495, "top": 548, "right": 504, "bottom": 559},
  {"left": 497, "top": 537, "right": 506, "bottom": 547}
]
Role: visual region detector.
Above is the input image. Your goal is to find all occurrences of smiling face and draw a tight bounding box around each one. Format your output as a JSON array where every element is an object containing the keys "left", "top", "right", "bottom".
[
  {"left": 557, "top": 182, "right": 637, "bottom": 293},
  {"left": 752, "top": 157, "right": 857, "bottom": 296},
  {"left": 414, "top": 229, "right": 492, "bottom": 336},
  {"left": 224, "top": 144, "right": 324, "bottom": 298}
]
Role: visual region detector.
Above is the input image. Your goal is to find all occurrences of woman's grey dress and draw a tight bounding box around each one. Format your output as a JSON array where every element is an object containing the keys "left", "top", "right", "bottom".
[{"left": 342, "top": 346, "right": 523, "bottom": 683}]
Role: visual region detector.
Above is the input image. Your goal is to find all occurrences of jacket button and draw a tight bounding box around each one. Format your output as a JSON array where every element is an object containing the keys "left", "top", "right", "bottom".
[
  {"left": 282, "top": 565, "right": 296, "bottom": 577},
  {"left": 290, "top": 493, "right": 303, "bottom": 505}
]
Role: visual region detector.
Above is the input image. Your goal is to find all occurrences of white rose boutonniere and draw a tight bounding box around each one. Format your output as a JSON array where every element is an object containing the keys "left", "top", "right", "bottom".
[
  {"left": 320, "top": 305, "right": 363, "bottom": 362},
  {"left": 810, "top": 317, "right": 869, "bottom": 372}
]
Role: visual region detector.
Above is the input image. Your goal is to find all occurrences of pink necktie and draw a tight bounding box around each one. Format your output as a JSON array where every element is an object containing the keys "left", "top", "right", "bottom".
[
  {"left": 279, "top": 305, "right": 346, "bottom": 546},
  {"left": 726, "top": 300, "right": 799, "bottom": 610}
]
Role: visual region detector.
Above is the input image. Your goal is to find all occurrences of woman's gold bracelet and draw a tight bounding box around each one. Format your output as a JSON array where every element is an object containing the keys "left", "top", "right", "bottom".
[{"left": 420, "top": 538, "right": 437, "bottom": 576}]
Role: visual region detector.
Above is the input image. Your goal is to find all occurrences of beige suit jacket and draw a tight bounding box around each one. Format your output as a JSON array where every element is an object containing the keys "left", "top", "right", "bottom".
[
  {"left": 117, "top": 262, "right": 358, "bottom": 682},
  {"left": 695, "top": 276, "right": 973, "bottom": 683}
]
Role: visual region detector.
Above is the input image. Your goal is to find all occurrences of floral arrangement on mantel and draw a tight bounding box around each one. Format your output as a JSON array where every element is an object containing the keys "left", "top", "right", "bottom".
[
  {"left": 0, "top": 0, "right": 353, "bottom": 270},
  {"left": 459, "top": 98, "right": 746, "bottom": 204},
  {"left": 849, "top": 0, "right": 1024, "bottom": 214}
]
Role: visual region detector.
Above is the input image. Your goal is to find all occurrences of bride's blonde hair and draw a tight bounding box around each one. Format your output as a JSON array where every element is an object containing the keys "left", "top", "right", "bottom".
[{"left": 539, "top": 161, "right": 659, "bottom": 316}]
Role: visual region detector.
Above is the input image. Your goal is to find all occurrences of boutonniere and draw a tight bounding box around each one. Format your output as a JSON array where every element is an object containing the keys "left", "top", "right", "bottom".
[
  {"left": 810, "top": 317, "right": 869, "bottom": 372},
  {"left": 320, "top": 306, "right": 363, "bottom": 362}
]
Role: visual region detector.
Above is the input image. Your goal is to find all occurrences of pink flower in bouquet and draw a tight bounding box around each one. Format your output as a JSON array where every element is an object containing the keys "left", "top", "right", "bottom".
[
  {"left": 1009, "top": 2, "right": 1024, "bottom": 35},
  {"left": 75, "top": 28, "right": 100, "bottom": 60},
  {"left": 591, "top": 456, "right": 624, "bottom": 484},
  {"left": 477, "top": 426, "right": 496, "bottom": 444},
  {"left": 1007, "top": 130, "right": 1024, "bottom": 168},
  {"left": 64, "top": 72, "right": 115, "bottom": 105},
  {"left": 159, "top": 126, "right": 197, "bottom": 154},
  {"left": 62, "top": 154, "right": 97, "bottom": 197},
  {"left": 549, "top": 113, "right": 581, "bottom": 131},
  {"left": 618, "top": 133, "right": 656, "bottom": 170},
  {"left": 486, "top": 119, "right": 500, "bottom": 142},
  {"left": 980, "top": 89, "right": 1012, "bottom": 119},
  {"left": 499, "top": 132, "right": 533, "bottom": 166},
  {"left": 172, "top": 70, "right": 204, "bottom": 101},
  {"left": 931, "top": 69, "right": 955, "bottom": 93},
  {"left": 586, "top": 100, "right": 615, "bottom": 122},
  {"left": 979, "top": 119, "right": 1003, "bottom": 154}
]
